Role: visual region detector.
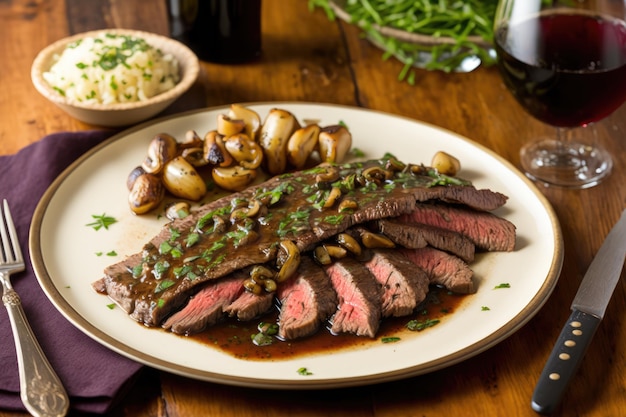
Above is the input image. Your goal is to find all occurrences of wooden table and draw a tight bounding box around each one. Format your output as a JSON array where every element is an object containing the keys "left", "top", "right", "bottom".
[{"left": 1, "top": 1, "right": 625, "bottom": 416}]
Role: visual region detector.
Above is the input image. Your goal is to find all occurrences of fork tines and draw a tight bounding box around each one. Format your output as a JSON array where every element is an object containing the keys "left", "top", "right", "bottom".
[{"left": 0, "top": 199, "right": 24, "bottom": 265}]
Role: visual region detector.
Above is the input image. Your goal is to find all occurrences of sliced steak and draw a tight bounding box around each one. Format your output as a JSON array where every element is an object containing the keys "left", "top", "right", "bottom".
[
  {"left": 95, "top": 158, "right": 510, "bottom": 327},
  {"left": 362, "top": 249, "right": 429, "bottom": 317},
  {"left": 374, "top": 219, "right": 475, "bottom": 262},
  {"left": 400, "top": 203, "right": 516, "bottom": 252},
  {"left": 400, "top": 247, "right": 475, "bottom": 294},
  {"left": 325, "top": 258, "right": 383, "bottom": 337},
  {"left": 417, "top": 184, "right": 508, "bottom": 211},
  {"left": 276, "top": 257, "right": 338, "bottom": 340},
  {"left": 162, "top": 273, "right": 245, "bottom": 335},
  {"left": 223, "top": 291, "right": 275, "bottom": 322}
]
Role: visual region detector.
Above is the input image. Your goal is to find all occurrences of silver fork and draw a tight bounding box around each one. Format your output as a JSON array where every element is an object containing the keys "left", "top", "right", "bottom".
[{"left": 1, "top": 200, "right": 69, "bottom": 417}]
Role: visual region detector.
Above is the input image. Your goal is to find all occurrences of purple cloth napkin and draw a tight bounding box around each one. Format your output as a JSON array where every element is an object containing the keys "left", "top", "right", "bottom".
[{"left": 0, "top": 131, "right": 145, "bottom": 414}]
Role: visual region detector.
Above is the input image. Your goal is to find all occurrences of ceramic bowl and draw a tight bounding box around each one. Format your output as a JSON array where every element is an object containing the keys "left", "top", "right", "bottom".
[{"left": 31, "top": 29, "right": 199, "bottom": 127}]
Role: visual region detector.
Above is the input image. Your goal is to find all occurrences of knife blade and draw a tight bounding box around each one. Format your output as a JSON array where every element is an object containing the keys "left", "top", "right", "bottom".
[{"left": 531, "top": 209, "right": 626, "bottom": 415}]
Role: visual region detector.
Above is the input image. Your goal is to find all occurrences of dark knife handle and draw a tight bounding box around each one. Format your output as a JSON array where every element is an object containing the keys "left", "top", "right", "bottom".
[{"left": 531, "top": 309, "right": 601, "bottom": 415}]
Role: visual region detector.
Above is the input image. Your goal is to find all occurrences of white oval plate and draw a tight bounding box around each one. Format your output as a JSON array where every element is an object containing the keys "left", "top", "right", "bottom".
[{"left": 30, "top": 103, "right": 563, "bottom": 389}]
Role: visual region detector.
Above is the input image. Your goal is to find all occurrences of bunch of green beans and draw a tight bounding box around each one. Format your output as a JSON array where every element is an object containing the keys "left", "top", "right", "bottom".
[{"left": 309, "top": 0, "right": 499, "bottom": 77}]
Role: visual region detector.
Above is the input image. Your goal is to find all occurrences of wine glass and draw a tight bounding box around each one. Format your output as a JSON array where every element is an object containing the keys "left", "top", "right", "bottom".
[{"left": 494, "top": 0, "right": 626, "bottom": 188}]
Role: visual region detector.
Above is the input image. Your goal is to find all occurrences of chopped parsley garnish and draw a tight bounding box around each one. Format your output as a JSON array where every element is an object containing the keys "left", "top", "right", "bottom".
[
  {"left": 154, "top": 279, "right": 175, "bottom": 293},
  {"left": 185, "top": 233, "right": 200, "bottom": 248},
  {"left": 322, "top": 214, "right": 344, "bottom": 225},
  {"left": 426, "top": 169, "right": 471, "bottom": 187},
  {"left": 96, "top": 35, "right": 151, "bottom": 71},
  {"left": 494, "top": 283, "right": 511, "bottom": 289},
  {"left": 381, "top": 336, "right": 401, "bottom": 343},
  {"left": 86, "top": 213, "right": 117, "bottom": 230},
  {"left": 256, "top": 181, "right": 295, "bottom": 205},
  {"left": 297, "top": 367, "right": 313, "bottom": 376},
  {"left": 407, "top": 318, "right": 440, "bottom": 332},
  {"left": 131, "top": 264, "right": 144, "bottom": 278},
  {"left": 169, "top": 227, "right": 181, "bottom": 241},
  {"left": 159, "top": 241, "right": 173, "bottom": 254},
  {"left": 153, "top": 261, "right": 171, "bottom": 280},
  {"left": 277, "top": 209, "right": 311, "bottom": 237},
  {"left": 251, "top": 322, "right": 279, "bottom": 346},
  {"left": 350, "top": 147, "right": 365, "bottom": 158}
]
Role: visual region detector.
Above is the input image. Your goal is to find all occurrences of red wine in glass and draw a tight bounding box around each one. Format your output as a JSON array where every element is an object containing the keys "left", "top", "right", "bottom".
[{"left": 494, "top": 5, "right": 626, "bottom": 188}]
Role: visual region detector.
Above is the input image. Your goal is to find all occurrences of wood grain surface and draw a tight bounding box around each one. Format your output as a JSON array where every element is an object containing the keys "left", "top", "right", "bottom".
[{"left": 1, "top": 1, "right": 625, "bottom": 416}]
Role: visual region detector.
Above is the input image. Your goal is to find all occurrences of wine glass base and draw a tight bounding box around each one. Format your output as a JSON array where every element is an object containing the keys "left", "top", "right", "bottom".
[{"left": 520, "top": 139, "right": 613, "bottom": 189}]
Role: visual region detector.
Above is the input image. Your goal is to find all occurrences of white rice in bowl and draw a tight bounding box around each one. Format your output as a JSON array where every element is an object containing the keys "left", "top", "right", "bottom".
[{"left": 43, "top": 32, "right": 180, "bottom": 105}]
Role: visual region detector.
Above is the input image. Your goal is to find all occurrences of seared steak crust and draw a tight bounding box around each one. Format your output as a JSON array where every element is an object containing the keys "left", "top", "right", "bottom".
[
  {"left": 277, "top": 257, "right": 338, "bottom": 340},
  {"left": 399, "top": 203, "right": 516, "bottom": 252},
  {"left": 325, "top": 258, "right": 383, "bottom": 338},
  {"left": 162, "top": 272, "right": 245, "bottom": 335},
  {"left": 401, "top": 247, "right": 475, "bottom": 294},
  {"left": 224, "top": 291, "right": 274, "bottom": 322},
  {"left": 362, "top": 249, "right": 430, "bottom": 317},
  {"left": 95, "top": 158, "right": 510, "bottom": 327},
  {"left": 374, "top": 219, "right": 475, "bottom": 262}
]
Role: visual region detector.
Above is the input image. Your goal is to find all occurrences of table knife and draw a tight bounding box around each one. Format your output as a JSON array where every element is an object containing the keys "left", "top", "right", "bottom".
[{"left": 531, "top": 209, "right": 626, "bottom": 415}]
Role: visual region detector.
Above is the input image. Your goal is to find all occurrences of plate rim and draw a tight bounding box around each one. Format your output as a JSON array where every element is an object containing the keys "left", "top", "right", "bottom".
[{"left": 29, "top": 102, "right": 564, "bottom": 389}]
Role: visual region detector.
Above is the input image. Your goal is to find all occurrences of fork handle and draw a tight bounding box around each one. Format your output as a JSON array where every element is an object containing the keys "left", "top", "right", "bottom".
[{"left": 2, "top": 286, "right": 70, "bottom": 417}]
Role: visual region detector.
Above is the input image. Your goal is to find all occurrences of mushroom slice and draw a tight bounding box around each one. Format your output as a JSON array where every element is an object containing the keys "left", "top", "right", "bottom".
[
  {"left": 165, "top": 201, "right": 191, "bottom": 220},
  {"left": 318, "top": 125, "right": 352, "bottom": 163},
  {"left": 224, "top": 134, "right": 263, "bottom": 169},
  {"left": 276, "top": 240, "right": 300, "bottom": 283},
  {"left": 182, "top": 147, "right": 208, "bottom": 167},
  {"left": 360, "top": 231, "right": 395, "bottom": 249},
  {"left": 127, "top": 166, "right": 146, "bottom": 191},
  {"left": 259, "top": 108, "right": 300, "bottom": 175},
  {"left": 204, "top": 130, "right": 234, "bottom": 167},
  {"left": 212, "top": 165, "right": 257, "bottom": 192},
  {"left": 287, "top": 124, "right": 320, "bottom": 169},
  {"left": 431, "top": 151, "right": 461, "bottom": 176},
  {"left": 313, "top": 245, "right": 332, "bottom": 265},
  {"left": 228, "top": 104, "right": 262, "bottom": 142},
  {"left": 217, "top": 114, "right": 246, "bottom": 136},
  {"left": 162, "top": 156, "right": 207, "bottom": 201},
  {"left": 336, "top": 233, "right": 362, "bottom": 256},
  {"left": 128, "top": 173, "right": 165, "bottom": 214},
  {"left": 142, "top": 133, "right": 178, "bottom": 174},
  {"left": 179, "top": 130, "right": 204, "bottom": 151}
]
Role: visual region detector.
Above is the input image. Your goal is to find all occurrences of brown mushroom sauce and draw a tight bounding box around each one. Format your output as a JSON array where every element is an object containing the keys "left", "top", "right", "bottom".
[{"left": 121, "top": 156, "right": 468, "bottom": 309}]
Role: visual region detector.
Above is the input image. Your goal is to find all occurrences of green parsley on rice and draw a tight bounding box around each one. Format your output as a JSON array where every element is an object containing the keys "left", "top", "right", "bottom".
[{"left": 43, "top": 33, "right": 180, "bottom": 104}]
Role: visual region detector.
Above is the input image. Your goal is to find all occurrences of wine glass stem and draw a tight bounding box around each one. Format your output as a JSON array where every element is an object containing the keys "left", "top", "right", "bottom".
[{"left": 553, "top": 127, "right": 577, "bottom": 167}]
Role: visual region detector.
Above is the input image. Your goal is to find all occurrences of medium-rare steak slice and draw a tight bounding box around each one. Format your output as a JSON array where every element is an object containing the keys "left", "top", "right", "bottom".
[
  {"left": 400, "top": 247, "right": 475, "bottom": 294},
  {"left": 276, "top": 257, "right": 338, "bottom": 340},
  {"left": 400, "top": 203, "right": 516, "bottom": 252},
  {"left": 224, "top": 291, "right": 274, "bottom": 322},
  {"left": 427, "top": 186, "right": 508, "bottom": 212},
  {"left": 162, "top": 273, "right": 245, "bottom": 335},
  {"left": 374, "top": 219, "right": 475, "bottom": 262},
  {"left": 362, "top": 249, "right": 429, "bottom": 317},
  {"left": 325, "top": 257, "right": 383, "bottom": 338},
  {"left": 94, "top": 158, "right": 510, "bottom": 327}
]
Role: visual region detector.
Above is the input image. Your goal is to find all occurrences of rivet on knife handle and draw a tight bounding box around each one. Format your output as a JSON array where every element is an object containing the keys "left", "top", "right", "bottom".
[{"left": 531, "top": 309, "right": 600, "bottom": 415}]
